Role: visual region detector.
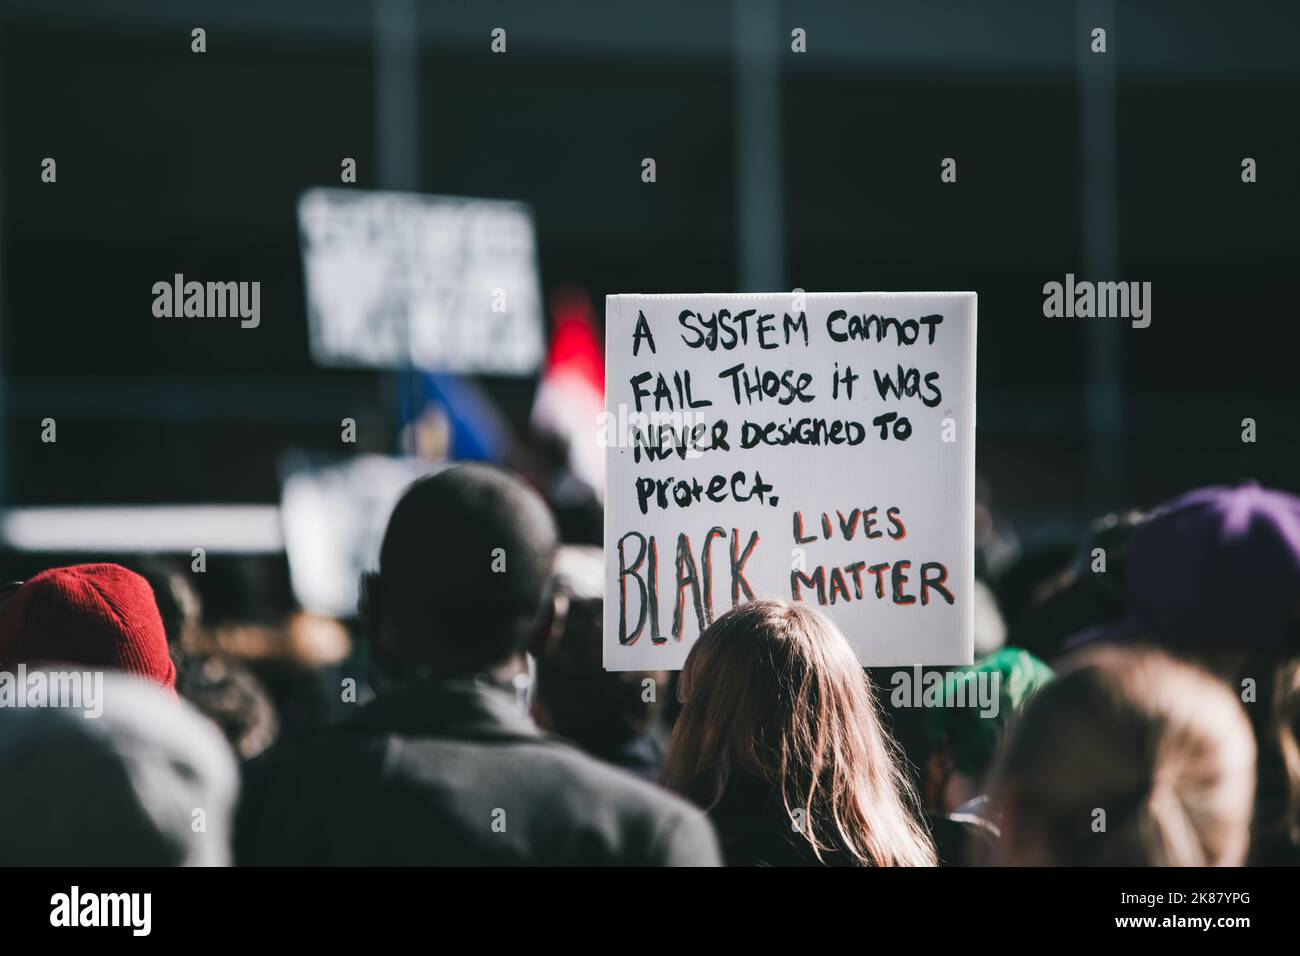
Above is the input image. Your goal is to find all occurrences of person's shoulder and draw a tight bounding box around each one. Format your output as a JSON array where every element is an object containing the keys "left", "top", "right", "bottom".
[
  {"left": 240, "top": 720, "right": 719, "bottom": 865},
  {"left": 515, "top": 736, "right": 721, "bottom": 865},
  {"left": 534, "top": 735, "right": 675, "bottom": 807},
  {"left": 240, "top": 719, "right": 386, "bottom": 795}
]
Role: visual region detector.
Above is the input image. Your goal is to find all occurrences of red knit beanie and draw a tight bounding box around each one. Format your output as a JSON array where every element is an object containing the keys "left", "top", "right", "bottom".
[{"left": 0, "top": 563, "right": 176, "bottom": 690}]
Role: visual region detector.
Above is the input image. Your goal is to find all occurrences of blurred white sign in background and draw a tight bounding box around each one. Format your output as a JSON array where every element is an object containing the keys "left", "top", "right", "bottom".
[{"left": 298, "top": 188, "right": 545, "bottom": 374}]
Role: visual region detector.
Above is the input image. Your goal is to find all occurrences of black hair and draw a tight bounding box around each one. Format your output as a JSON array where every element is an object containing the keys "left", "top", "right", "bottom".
[{"left": 376, "top": 464, "right": 558, "bottom": 674}]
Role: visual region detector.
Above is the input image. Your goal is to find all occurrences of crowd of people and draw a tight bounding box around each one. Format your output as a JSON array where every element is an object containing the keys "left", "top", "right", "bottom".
[{"left": 0, "top": 464, "right": 1297, "bottom": 867}]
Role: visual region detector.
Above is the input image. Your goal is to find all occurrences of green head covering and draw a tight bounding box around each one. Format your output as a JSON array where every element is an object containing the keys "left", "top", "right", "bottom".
[{"left": 926, "top": 647, "right": 1054, "bottom": 780}]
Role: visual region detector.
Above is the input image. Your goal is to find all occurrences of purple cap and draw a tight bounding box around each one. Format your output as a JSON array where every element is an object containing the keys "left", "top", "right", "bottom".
[{"left": 1122, "top": 482, "right": 1300, "bottom": 651}]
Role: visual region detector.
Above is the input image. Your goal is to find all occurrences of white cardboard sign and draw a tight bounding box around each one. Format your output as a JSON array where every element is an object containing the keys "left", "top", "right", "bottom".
[
  {"left": 602, "top": 292, "right": 976, "bottom": 671},
  {"left": 298, "top": 188, "right": 544, "bottom": 374}
]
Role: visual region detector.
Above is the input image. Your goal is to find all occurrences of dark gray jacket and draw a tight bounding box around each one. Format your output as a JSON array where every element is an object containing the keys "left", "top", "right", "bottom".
[{"left": 236, "top": 678, "right": 719, "bottom": 866}]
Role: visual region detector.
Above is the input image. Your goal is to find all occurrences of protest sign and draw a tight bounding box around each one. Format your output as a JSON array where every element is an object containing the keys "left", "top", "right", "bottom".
[
  {"left": 280, "top": 453, "right": 440, "bottom": 617},
  {"left": 602, "top": 292, "right": 976, "bottom": 670},
  {"left": 297, "top": 188, "right": 544, "bottom": 374}
]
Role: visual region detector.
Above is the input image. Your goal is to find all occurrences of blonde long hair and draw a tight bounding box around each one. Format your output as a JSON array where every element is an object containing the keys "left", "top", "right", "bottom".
[
  {"left": 662, "top": 599, "right": 936, "bottom": 866},
  {"left": 993, "top": 645, "right": 1256, "bottom": 866}
]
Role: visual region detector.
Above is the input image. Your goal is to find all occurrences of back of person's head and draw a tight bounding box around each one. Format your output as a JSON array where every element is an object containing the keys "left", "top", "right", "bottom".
[
  {"left": 533, "top": 545, "right": 667, "bottom": 752},
  {"left": 993, "top": 537, "right": 1076, "bottom": 635},
  {"left": 1124, "top": 483, "right": 1300, "bottom": 653},
  {"left": 1011, "top": 510, "right": 1145, "bottom": 662},
  {"left": 0, "top": 671, "right": 238, "bottom": 865},
  {"left": 176, "top": 654, "right": 280, "bottom": 760},
  {"left": 372, "top": 464, "right": 558, "bottom": 676},
  {"left": 925, "top": 647, "right": 1053, "bottom": 812},
  {"left": 133, "top": 559, "right": 279, "bottom": 756},
  {"left": 663, "top": 599, "right": 935, "bottom": 866},
  {"left": 0, "top": 563, "right": 175, "bottom": 690},
  {"left": 993, "top": 645, "right": 1255, "bottom": 866}
]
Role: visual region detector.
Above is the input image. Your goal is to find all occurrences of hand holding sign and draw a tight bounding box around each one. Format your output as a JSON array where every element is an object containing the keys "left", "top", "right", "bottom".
[{"left": 602, "top": 292, "right": 976, "bottom": 670}]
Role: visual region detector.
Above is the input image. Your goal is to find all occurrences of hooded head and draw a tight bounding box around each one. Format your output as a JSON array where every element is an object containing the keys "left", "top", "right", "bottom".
[{"left": 0, "top": 670, "right": 238, "bottom": 865}]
